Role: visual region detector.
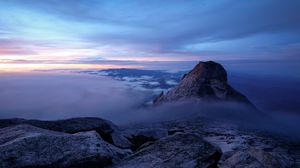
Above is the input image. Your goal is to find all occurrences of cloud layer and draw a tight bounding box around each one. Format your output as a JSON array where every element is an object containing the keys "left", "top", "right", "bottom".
[
  {"left": 0, "top": 0, "right": 300, "bottom": 62},
  {"left": 0, "top": 73, "right": 149, "bottom": 120},
  {"left": 0, "top": 72, "right": 299, "bottom": 139}
]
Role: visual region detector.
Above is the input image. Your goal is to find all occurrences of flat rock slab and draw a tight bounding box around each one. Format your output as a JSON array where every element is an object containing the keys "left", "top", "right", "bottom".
[
  {"left": 0, "top": 117, "right": 131, "bottom": 149},
  {"left": 220, "top": 148, "right": 283, "bottom": 168},
  {"left": 112, "top": 133, "right": 221, "bottom": 168},
  {"left": 0, "top": 124, "right": 131, "bottom": 168}
]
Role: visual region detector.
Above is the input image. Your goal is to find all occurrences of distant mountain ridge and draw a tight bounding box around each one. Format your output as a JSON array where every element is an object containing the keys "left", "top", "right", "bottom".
[{"left": 79, "top": 68, "right": 185, "bottom": 92}]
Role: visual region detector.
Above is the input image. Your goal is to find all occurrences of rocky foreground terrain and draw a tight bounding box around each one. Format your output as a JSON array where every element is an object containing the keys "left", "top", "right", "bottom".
[
  {"left": 0, "top": 61, "right": 299, "bottom": 167},
  {"left": 0, "top": 117, "right": 299, "bottom": 168}
]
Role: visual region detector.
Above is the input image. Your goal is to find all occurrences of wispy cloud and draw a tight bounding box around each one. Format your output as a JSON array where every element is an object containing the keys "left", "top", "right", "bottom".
[{"left": 0, "top": 0, "right": 299, "bottom": 62}]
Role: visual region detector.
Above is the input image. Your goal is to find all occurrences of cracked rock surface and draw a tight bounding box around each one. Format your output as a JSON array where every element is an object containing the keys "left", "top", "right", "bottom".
[
  {"left": 0, "top": 117, "right": 299, "bottom": 168},
  {"left": 0, "top": 124, "right": 131, "bottom": 168}
]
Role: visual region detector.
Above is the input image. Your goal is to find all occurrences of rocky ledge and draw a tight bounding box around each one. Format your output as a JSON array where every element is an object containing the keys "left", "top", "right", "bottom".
[
  {"left": 0, "top": 124, "right": 130, "bottom": 168},
  {"left": 0, "top": 117, "right": 299, "bottom": 168},
  {"left": 0, "top": 117, "right": 131, "bottom": 149}
]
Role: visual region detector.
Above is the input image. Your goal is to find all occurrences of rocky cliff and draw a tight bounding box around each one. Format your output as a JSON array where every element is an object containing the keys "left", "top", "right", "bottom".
[{"left": 154, "top": 61, "right": 254, "bottom": 107}]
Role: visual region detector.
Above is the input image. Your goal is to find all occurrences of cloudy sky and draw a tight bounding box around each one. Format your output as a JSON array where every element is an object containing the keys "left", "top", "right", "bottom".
[{"left": 0, "top": 0, "right": 300, "bottom": 64}]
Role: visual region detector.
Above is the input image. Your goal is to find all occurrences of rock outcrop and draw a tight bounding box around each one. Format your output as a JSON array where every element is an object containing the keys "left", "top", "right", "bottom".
[
  {"left": 125, "top": 128, "right": 169, "bottom": 151},
  {"left": 0, "top": 117, "right": 131, "bottom": 149},
  {"left": 112, "top": 133, "right": 222, "bottom": 168},
  {"left": 0, "top": 124, "right": 131, "bottom": 168},
  {"left": 0, "top": 117, "right": 298, "bottom": 167},
  {"left": 220, "top": 148, "right": 283, "bottom": 168},
  {"left": 154, "top": 61, "right": 254, "bottom": 107}
]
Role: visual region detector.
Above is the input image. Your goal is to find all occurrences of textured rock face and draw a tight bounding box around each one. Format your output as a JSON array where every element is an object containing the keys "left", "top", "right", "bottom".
[
  {"left": 0, "top": 124, "right": 131, "bottom": 168},
  {"left": 126, "top": 128, "right": 169, "bottom": 151},
  {"left": 154, "top": 61, "right": 253, "bottom": 105},
  {"left": 0, "top": 117, "right": 131, "bottom": 149},
  {"left": 128, "top": 128, "right": 169, "bottom": 140},
  {"left": 112, "top": 133, "right": 222, "bottom": 168},
  {"left": 0, "top": 117, "right": 298, "bottom": 167},
  {"left": 220, "top": 148, "right": 282, "bottom": 168}
]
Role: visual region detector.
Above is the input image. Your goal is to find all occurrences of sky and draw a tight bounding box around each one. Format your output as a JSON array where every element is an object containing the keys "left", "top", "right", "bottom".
[
  {"left": 0, "top": 0, "right": 299, "bottom": 133},
  {"left": 0, "top": 0, "right": 299, "bottom": 66}
]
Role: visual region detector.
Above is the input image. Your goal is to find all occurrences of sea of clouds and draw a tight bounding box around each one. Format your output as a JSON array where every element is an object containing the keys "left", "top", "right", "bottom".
[{"left": 0, "top": 65, "right": 299, "bottom": 139}]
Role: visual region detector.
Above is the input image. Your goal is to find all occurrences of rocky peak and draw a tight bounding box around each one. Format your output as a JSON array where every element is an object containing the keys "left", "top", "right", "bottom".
[
  {"left": 182, "top": 61, "right": 227, "bottom": 82},
  {"left": 154, "top": 61, "right": 254, "bottom": 106}
]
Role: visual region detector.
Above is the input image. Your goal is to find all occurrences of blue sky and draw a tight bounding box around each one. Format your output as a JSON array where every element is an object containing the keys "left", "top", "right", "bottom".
[{"left": 0, "top": 0, "right": 300, "bottom": 63}]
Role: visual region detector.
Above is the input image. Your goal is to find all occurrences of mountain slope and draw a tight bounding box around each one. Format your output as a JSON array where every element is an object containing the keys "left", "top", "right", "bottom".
[{"left": 154, "top": 61, "right": 254, "bottom": 107}]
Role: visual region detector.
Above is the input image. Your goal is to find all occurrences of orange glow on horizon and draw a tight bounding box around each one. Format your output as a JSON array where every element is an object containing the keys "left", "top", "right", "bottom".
[
  {"left": 0, "top": 63, "right": 143, "bottom": 72},
  {"left": 107, "top": 55, "right": 202, "bottom": 62}
]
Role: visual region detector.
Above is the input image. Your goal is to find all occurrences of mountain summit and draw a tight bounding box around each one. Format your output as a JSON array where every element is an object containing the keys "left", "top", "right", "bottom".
[{"left": 154, "top": 61, "right": 254, "bottom": 106}]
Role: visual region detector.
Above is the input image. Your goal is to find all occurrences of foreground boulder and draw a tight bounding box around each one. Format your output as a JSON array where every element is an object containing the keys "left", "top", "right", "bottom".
[
  {"left": 0, "top": 124, "right": 131, "bottom": 168},
  {"left": 154, "top": 61, "right": 254, "bottom": 107},
  {"left": 0, "top": 117, "right": 131, "bottom": 148},
  {"left": 126, "top": 128, "right": 169, "bottom": 151},
  {"left": 220, "top": 148, "right": 283, "bottom": 168},
  {"left": 112, "top": 133, "right": 222, "bottom": 168}
]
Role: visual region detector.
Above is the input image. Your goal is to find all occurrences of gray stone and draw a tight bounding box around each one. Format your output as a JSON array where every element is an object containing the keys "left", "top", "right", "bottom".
[
  {"left": 131, "top": 128, "right": 168, "bottom": 140},
  {"left": 112, "top": 133, "right": 222, "bottom": 168},
  {"left": 0, "top": 124, "right": 131, "bottom": 168},
  {"left": 0, "top": 117, "right": 131, "bottom": 149},
  {"left": 126, "top": 128, "right": 169, "bottom": 151},
  {"left": 220, "top": 148, "right": 282, "bottom": 168}
]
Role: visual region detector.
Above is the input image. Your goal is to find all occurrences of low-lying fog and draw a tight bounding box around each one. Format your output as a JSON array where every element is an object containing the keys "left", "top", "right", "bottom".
[
  {"left": 0, "top": 72, "right": 149, "bottom": 121},
  {"left": 0, "top": 61, "right": 299, "bottom": 139}
]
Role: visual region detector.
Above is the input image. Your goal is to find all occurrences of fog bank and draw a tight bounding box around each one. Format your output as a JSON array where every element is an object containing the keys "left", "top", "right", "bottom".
[
  {"left": 0, "top": 72, "right": 299, "bottom": 139},
  {"left": 0, "top": 72, "right": 149, "bottom": 120}
]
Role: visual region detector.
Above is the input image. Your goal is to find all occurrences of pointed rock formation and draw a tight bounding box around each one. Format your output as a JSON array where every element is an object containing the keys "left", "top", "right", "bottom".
[{"left": 154, "top": 61, "right": 254, "bottom": 107}]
